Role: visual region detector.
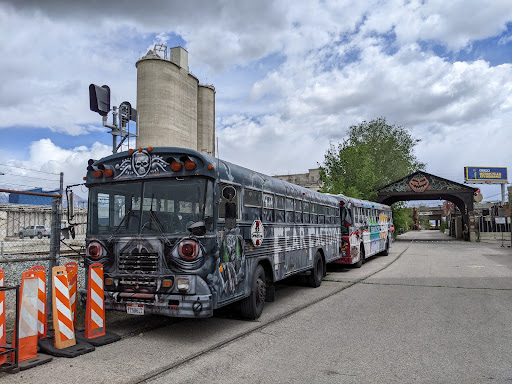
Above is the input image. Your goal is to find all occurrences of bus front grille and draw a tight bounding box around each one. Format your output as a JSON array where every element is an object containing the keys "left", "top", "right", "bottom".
[{"left": 119, "top": 252, "right": 159, "bottom": 274}]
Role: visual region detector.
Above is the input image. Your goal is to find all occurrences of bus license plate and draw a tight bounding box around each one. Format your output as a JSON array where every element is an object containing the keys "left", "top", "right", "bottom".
[{"left": 126, "top": 304, "right": 144, "bottom": 315}]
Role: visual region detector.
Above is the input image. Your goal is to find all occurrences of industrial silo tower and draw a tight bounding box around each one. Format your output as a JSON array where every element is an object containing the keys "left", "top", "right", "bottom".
[{"left": 135, "top": 44, "right": 215, "bottom": 155}]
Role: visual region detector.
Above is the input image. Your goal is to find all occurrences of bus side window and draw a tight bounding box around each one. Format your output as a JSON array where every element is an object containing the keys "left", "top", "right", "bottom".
[
  {"left": 295, "top": 199, "right": 302, "bottom": 223},
  {"left": 326, "top": 207, "right": 333, "bottom": 224},
  {"left": 263, "top": 193, "right": 274, "bottom": 222},
  {"left": 311, "top": 204, "right": 318, "bottom": 224},
  {"left": 275, "top": 195, "right": 285, "bottom": 223},
  {"left": 318, "top": 205, "right": 325, "bottom": 224},
  {"left": 285, "top": 198, "right": 294, "bottom": 223},
  {"left": 335, "top": 206, "right": 341, "bottom": 225},
  {"left": 303, "top": 201, "right": 310, "bottom": 223},
  {"left": 243, "top": 188, "right": 262, "bottom": 221}
]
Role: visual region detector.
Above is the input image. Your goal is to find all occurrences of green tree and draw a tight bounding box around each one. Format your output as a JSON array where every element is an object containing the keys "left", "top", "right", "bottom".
[
  {"left": 319, "top": 117, "right": 425, "bottom": 237},
  {"left": 391, "top": 204, "right": 413, "bottom": 234},
  {"left": 319, "top": 117, "right": 425, "bottom": 200}
]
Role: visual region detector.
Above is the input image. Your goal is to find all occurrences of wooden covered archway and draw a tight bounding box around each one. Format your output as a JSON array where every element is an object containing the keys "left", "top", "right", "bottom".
[{"left": 376, "top": 171, "right": 478, "bottom": 240}]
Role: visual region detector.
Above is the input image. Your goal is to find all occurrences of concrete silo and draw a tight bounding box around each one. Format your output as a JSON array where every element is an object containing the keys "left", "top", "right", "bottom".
[
  {"left": 136, "top": 46, "right": 202, "bottom": 150},
  {"left": 197, "top": 85, "right": 215, "bottom": 155}
]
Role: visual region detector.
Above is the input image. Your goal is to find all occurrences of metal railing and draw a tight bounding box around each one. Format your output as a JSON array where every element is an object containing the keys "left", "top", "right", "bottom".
[{"left": 477, "top": 215, "right": 511, "bottom": 233}]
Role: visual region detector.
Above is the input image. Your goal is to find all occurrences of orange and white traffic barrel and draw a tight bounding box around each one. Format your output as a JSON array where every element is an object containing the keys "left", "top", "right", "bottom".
[
  {"left": 29, "top": 265, "right": 47, "bottom": 339},
  {"left": 85, "top": 263, "right": 105, "bottom": 339},
  {"left": 65, "top": 262, "right": 78, "bottom": 326},
  {"left": 11, "top": 270, "right": 39, "bottom": 363},
  {"left": 51, "top": 266, "right": 76, "bottom": 349},
  {"left": 0, "top": 269, "right": 6, "bottom": 365}
]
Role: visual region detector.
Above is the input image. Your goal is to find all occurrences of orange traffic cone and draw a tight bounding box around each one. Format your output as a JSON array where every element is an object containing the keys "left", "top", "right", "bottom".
[
  {"left": 85, "top": 263, "right": 105, "bottom": 339},
  {"left": 11, "top": 271, "right": 39, "bottom": 363},
  {"left": 65, "top": 262, "right": 78, "bottom": 326},
  {"left": 52, "top": 266, "right": 76, "bottom": 349},
  {"left": 0, "top": 269, "right": 6, "bottom": 366},
  {"left": 29, "top": 266, "right": 47, "bottom": 339}
]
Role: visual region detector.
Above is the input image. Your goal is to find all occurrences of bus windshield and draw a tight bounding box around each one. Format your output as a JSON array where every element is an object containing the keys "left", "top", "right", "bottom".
[{"left": 88, "top": 178, "right": 213, "bottom": 236}]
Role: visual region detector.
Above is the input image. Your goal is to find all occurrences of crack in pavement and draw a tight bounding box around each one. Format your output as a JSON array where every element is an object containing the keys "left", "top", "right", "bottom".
[{"left": 359, "top": 281, "right": 512, "bottom": 291}]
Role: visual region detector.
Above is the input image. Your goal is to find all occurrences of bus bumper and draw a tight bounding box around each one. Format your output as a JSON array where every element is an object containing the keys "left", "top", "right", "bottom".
[
  {"left": 80, "top": 290, "right": 213, "bottom": 318},
  {"left": 333, "top": 256, "right": 355, "bottom": 265}
]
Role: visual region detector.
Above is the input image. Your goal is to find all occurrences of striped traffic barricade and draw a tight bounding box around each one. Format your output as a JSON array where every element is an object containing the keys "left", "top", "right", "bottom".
[
  {"left": 0, "top": 269, "right": 5, "bottom": 366},
  {"left": 76, "top": 263, "right": 120, "bottom": 346},
  {"left": 38, "top": 266, "right": 95, "bottom": 358},
  {"left": 85, "top": 263, "right": 105, "bottom": 339},
  {"left": 10, "top": 271, "right": 52, "bottom": 370},
  {"left": 12, "top": 271, "right": 38, "bottom": 362},
  {"left": 65, "top": 262, "right": 78, "bottom": 326},
  {"left": 52, "top": 266, "right": 76, "bottom": 349},
  {"left": 29, "top": 266, "right": 47, "bottom": 339}
]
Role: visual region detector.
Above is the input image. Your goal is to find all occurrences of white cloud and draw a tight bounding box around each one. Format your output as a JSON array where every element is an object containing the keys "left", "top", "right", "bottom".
[
  {"left": 361, "top": 0, "right": 512, "bottom": 50},
  {"left": 0, "top": 0, "right": 511, "bottom": 202},
  {"left": 0, "top": 139, "right": 111, "bottom": 198}
]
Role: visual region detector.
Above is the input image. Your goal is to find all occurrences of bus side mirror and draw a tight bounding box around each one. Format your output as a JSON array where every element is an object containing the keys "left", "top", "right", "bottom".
[
  {"left": 187, "top": 221, "right": 206, "bottom": 236},
  {"left": 225, "top": 201, "right": 237, "bottom": 230}
]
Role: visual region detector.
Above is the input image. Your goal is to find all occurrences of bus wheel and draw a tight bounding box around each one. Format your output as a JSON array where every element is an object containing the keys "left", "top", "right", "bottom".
[
  {"left": 308, "top": 251, "right": 323, "bottom": 288},
  {"left": 355, "top": 247, "right": 365, "bottom": 268},
  {"left": 240, "top": 265, "right": 266, "bottom": 320},
  {"left": 382, "top": 240, "right": 389, "bottom": 256}
]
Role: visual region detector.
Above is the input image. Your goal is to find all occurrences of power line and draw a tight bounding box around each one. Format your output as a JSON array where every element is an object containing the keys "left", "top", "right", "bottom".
[
  {"left": 0, "top": 171, "right": 60, "bottom": 182},
  {"left": 0, "top": 182, "right": 59, "bottom": 190},
  {"left": 0, "top": 163, "right": 61, "bottom": 176}
]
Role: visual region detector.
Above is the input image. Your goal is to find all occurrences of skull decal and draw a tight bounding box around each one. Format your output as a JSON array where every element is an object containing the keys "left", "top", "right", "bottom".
[
  {"left": 114, "top": 149, "right": 170, "bottom": 179},
  {"left": 133, "top": 151, "right": 151, "bottom": 176}
]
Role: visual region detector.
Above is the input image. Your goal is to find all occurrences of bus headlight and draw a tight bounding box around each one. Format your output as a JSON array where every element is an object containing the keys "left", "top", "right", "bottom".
[
  {"left": 176, "top": 277, "right": 190, "bottom": 292},
  {"left": 167, "top": 239, "right": 204, "bottom": 271},
  {"left": 87, "top": 241, "right": 105, "bottom": 260},
  {"left": 178, "top": 240, "right": 198, "bottom": 261}
]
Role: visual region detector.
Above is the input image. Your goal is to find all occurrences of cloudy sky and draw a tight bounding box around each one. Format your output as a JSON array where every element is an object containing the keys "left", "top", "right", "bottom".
[{"left": 0, "top": 0, "right": 511, "bottom": 202}]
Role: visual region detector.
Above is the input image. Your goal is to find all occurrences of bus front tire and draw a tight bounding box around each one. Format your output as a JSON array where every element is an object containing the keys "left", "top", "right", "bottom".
[
  {"left": 308, "top": 252, "right": 323, "bottom": 288},
  {"left": 240, "top": 265, "right": 266, "bottom": 320}
]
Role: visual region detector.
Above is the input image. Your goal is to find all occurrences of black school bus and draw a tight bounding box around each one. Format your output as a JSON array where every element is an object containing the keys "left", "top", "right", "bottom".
[{"left": 83, "top": 147, "right": 342, "bottom": 319}]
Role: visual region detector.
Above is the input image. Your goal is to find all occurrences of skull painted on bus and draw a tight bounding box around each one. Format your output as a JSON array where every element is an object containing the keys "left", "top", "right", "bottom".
[{"left": 133, "top": 151, "right": 150, "bottom": 176}]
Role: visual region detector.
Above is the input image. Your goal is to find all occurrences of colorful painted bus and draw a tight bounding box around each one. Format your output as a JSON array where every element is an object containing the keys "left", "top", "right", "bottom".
[
  {"left": 82, "top": 146, "right": 342, "bottom": 320},
  {"left": 333, "top": 196, "right": 393, "bottom": 268}
]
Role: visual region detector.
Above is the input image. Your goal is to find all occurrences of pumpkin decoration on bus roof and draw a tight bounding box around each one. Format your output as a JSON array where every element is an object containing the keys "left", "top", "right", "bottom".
[
  {"left": 408, "top": 175, "right": 431, "bottom": 193},
  {"left": 114, "top": 149, "right": 169, "bottom": 179}
]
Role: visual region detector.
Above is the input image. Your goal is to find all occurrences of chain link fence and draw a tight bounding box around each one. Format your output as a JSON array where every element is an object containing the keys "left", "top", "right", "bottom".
[{"left": 0, "top": 179, "right": 89, "bottom": 342}]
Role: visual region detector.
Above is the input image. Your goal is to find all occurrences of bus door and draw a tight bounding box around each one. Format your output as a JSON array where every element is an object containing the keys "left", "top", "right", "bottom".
[
  {"left": 213, "top": 185, "right": 246, "bottom": 304},
  {"left": 340, "top": 203, "right": 360, "bottom": 260}
]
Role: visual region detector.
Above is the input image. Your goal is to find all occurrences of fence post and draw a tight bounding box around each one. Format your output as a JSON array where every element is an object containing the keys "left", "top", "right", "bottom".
[
  {"left": 48, "top": 172, "right": 64, "bottom": 318},
  {"left": 509, "top": 186, "right": 512, "bottom": 248}
]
